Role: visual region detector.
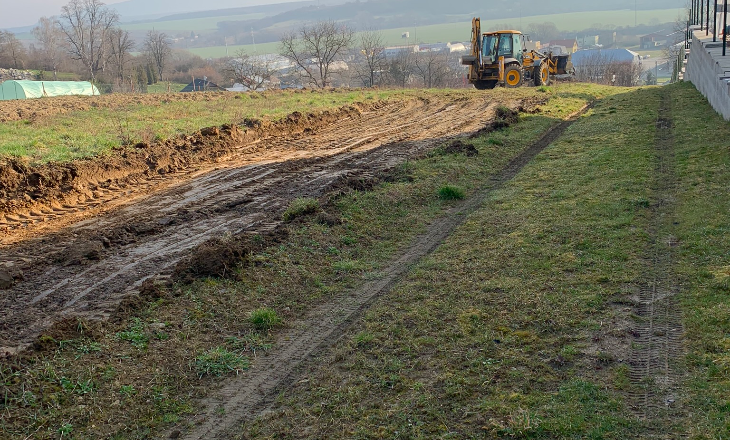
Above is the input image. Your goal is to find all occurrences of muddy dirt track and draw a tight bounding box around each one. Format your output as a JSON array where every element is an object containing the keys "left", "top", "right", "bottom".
[{"left": 0, "top": 94, "right": 528, "bottom": 354}]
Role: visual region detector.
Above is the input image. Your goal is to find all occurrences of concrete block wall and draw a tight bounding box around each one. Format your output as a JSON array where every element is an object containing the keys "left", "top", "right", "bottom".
[{"left": 685, "top": 31, "right": 730, "bottom": 121}]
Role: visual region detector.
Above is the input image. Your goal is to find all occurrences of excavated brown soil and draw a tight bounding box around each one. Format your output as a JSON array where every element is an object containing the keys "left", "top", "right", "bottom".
[
  {"left": 0, "top": 93, "right": 544, "bottom": 356},
  {"left": 0, "top": 102, "right": 371, "bottom": 242}
]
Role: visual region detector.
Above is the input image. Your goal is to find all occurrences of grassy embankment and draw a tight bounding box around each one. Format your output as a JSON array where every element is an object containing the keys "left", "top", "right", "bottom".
[
  {"left": 669, "top": 82, "right": 730, "bottom": 438},
  {"left": 0, "top": 89, "right": 397, "bottom": 164},
  {"left": 0, "top": 83, "right": 619, "bottom": 439},
  {"left": 242, "top": 85, "right": 661, "bottom": 438},
  {"left": 239, "top": 82, "right": 730, "bottom": 439}
]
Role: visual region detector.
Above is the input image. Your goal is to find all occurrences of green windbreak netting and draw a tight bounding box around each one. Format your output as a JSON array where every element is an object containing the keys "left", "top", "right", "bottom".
[{"left": 0, "top": 80, "right": 100, "bottom": 100}]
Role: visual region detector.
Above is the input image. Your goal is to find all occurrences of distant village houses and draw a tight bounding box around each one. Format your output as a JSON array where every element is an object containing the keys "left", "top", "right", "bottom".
[{"left": 547, "top": 39, "right": 579, "bottom": 54}]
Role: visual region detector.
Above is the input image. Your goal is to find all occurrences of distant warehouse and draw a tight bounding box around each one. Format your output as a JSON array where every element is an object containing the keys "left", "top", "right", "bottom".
[{"left": 0, "top": 80, "right": 100, "bottom": 100}]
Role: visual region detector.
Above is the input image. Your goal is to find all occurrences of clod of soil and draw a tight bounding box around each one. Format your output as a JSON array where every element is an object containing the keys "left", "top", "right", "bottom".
[
  {"left": 0, "top": 269, "right": 14, "bottom": 289},
  {"left": 173, "top": 229, "right": 288, "bottom": 284},
  {"left": 58, "top": 240, "right": 105, "bottom": 266},
  {"left": 32, "top": 318, "right": 100, "bottom": 352},
  {"left": 0, "top": 268, "right": 23, "bottom": 290},
  {"left": 442, "top": 140, "right": 479, "bottom": 156},
  {"left": 112, "top": 279, "right": 168, "bottom": 323}
]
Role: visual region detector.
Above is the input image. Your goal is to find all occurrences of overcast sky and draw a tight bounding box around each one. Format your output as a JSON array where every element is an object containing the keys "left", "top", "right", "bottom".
[
  {"left": 1, "top": 0, "right": 297, "bottom": 30},
  {"left": 2, "top": 0, "right": 123, "bottom": 29}
]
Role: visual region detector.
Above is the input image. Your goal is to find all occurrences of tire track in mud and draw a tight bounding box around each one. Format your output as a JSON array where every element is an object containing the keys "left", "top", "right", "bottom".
[
  {"left": 0, "top": 99, "right": 486, "bottom": 240},
  {"left": 627, "top": 90, "right": 684, "bottom": 427},
  {"left": 172, "top": 104, "right": 593, "bottom": 440},
  {"left": 0, "top": 96, "right": 501, "bottom": 353}
]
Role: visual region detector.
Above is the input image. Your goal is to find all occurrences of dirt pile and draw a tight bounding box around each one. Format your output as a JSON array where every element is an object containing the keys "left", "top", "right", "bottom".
[
  {"left": 441, "top": 140, "right": 479, "bottom": 156},
  {"left": 173, "top": 229, "right": 288, "bottom": 283}
]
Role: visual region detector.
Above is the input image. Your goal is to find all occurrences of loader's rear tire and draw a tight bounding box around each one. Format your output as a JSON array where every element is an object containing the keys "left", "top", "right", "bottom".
[
  {"left": 535, "top": 63, "right": 550, "bottom": 86},
  {"left": 473, "top": 80, "right": 498, "bottom": 90},
  {"left": 504, "top": 65, "right": 522, "bottom": 88}
]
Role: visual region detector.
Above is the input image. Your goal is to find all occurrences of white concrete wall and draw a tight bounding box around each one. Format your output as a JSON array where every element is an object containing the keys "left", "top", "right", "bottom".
[{"left": 685, "top": 31, "right": 730, "bottom": 121}]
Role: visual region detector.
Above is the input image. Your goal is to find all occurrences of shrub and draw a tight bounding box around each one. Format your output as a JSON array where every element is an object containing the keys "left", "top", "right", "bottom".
[
  {"left": 249, "top": 307, "right": 282, "bottom": 330},
  {"left": 438, "top": 185, "right": 465, "bottom": 200}
]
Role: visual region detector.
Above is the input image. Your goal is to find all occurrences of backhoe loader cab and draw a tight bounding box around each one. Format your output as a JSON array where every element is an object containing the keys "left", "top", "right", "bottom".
[{"left": 462, "top": 17, "right": 573, "bottom": 90}]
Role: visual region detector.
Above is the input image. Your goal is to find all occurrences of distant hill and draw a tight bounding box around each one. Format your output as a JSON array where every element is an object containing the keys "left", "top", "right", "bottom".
[{"left": 114, "top": 0, "right": 345, "bottom": 22}]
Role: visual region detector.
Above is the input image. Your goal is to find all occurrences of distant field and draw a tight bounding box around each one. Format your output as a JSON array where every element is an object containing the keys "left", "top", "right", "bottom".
[
  {"left": 187, "top": 8, "right": 684, "bottom": 58},
  {"left": 120, "top": 13, "right": 265, "bottom": 34},
  {"left": 188, "top": 41, "right": 280, "bottom": 58}
]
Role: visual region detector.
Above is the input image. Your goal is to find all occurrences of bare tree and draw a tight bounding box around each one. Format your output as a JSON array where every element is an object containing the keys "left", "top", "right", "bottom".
[
  {"left": 412, "top": 50, "right": 451, "bottom": 88},
  {"left": 280, "top": 20, "right": 354, "bottom": 88},
  {"left": 57, "top": 0, "right": 120, "bottom": 81},
  {"left": 107, "top": 28, "right": 134, "bottom": 82},
  {"left": 225, "top": 50, "right": 277, "bottom": 90},
  {"left": 525, "top": 22, "right": 561, "bottom": 42},
  {"left": 664, "top": 11, "right": 689, "bottom": 82},
  {"left": 574, "top": 52, "right": 643, "bottom": 86},
  {"left": 384, "top": 48, "right": 414, "bottom": 88},
  {"left": 32, "top": 17, "right": 64, "bottom": 79},
  {"left": 353, "top": 29, "right": 386, "bottom": 87},
  {"left": 143, "top": 30, "right": 171, "bottom": 81},
  {"left": 0, "top": 31, "right": 28, "bottom": 69}
]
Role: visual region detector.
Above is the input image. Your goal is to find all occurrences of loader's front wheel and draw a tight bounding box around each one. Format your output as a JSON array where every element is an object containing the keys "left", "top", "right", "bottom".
[
  {"left": 535, "top": 63, "right": 550, "bottom": 86},
  {"left": 504, "top": 65, "right": 522, "bottom": 88},
  {"left": 473, "top": 80, "right": 498, "bottom": 90}
]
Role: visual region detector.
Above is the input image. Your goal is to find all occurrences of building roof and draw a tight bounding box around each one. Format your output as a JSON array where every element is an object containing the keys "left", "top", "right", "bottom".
[
  {"left": 640, "top": 30, "right": 669, "bottom": 40},
  {"left": 0, "top": 80, "right": 99, "bottom": 100},
  {"left": 180, "top": 79, "right": 225, "bottom": 92}
]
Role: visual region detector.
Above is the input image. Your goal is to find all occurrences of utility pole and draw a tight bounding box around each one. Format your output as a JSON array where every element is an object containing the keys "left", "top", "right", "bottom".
[
  {"left": 708, "top": 0, "right": 711, "bottom": 35},
  {"left": 722, "top": 0, "right": 727, "bottom": 56},
  {"left": 251, "top": 28, "right": 257, "bottom": 54},
  {"left": 715, "top": 0, "right": 719, "bottom": 42}
]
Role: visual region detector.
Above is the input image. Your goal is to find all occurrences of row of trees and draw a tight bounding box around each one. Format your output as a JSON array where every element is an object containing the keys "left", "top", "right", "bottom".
[
  {"left": 223, "top": 21, "right": 463, "bottom": 90},
  {"left": 1, "top": 0, "right": 174, "bottom": 88}
]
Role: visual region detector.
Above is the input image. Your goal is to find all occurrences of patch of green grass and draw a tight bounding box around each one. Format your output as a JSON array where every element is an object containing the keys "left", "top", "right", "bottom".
[
  {"left": 194, "top": 347, "right": 250, "bottom": 378},
  {"left": 146, "top": 82, "right": 189, "bottom": 93},
  {"left": 116, "top": 318, "right": 149, "bottom": 349},
  {"left": 225, "top": 333, "right": 273, "bottom": 354},
  {"left": 248, "top": 308, "right": 282, "bottom": 331},
  {"left": 282, "top": 197, "right": 319, "bottom": 222},
  {"left": 437, "top": 184, "right": 465, "bottom": 200}
]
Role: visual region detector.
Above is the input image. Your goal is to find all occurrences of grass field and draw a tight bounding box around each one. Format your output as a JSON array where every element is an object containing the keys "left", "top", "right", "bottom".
[
  {"left": 121, "top": 13, "right": 266, "bottom": 34},
  {"left": 243, "top": 85, "right": 661, "bottom": 438},
  {"left": 237, "top": 83, "right": 730, "bottom": 438},
  {"left": 0, "top": 89, "right": 394, "bottom": 164},
  {"left": 187, "top": 8, "right": 685, "bottom": 58},
  {"left": 145, "top": 82, "right": 188, "bottom": 93},
  {"left": 2, "top": 82, "right": 730, "bottom": 439},
  {"left": 0, "top": 83, "right": 621, "bottom": 439}
]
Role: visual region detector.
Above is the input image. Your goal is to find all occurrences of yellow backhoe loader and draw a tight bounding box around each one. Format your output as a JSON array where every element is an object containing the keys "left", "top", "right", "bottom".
[{"left": 461, "top": 17, "right": 574, "bottom": 90}]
